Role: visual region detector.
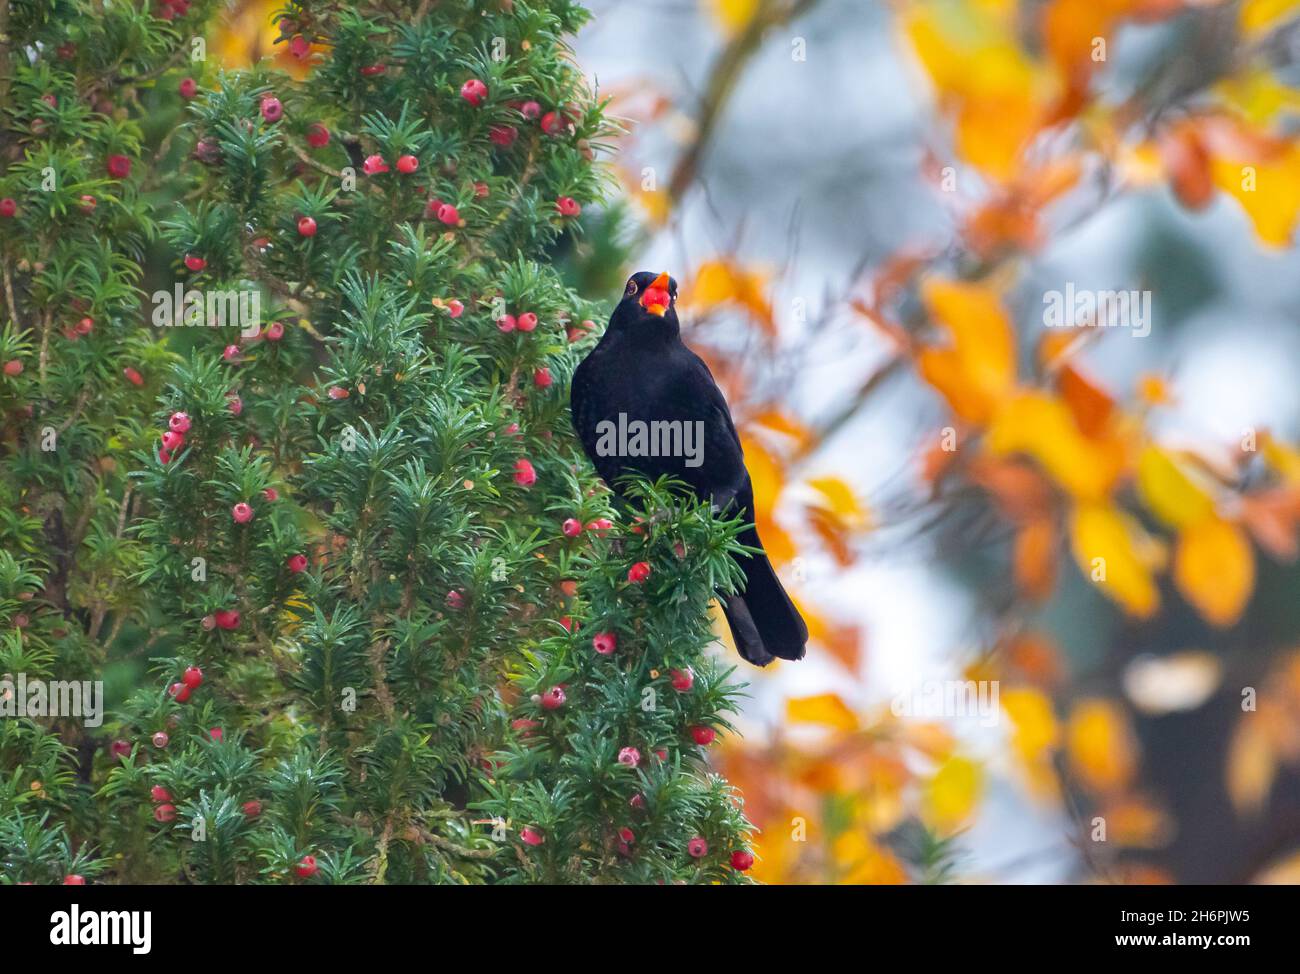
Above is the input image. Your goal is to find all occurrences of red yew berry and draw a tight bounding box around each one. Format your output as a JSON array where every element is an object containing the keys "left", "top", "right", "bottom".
[
  {"left": 396, "top": 154, "right": 419, "bottom": 174},
  {"left": 447, "top": 299, "right": 464, "bottom": 318},
  {"left": 109, "top": 740, "right": 132, "bottom": 760},
  {"left": 296, "top": 855, "right": 318, "bottom": 878},
  {"left": 562, "top": 518, "right": 582, "bottom": 538},
  {"left": 516, "top": 311, "right": 538, "bottom": 332},
  {"left": 497, "top": 314, "right": 517, "bottom": 333},
  {"left": 533, "top": 367, "right": 552, "bottom": 389},
  {"left": 691, "top": 726, "right": 716, "bottom": 746},
  {"left": 627, "top": 561, "right": 652, "bottom": 583},
  {"left": 161, "top": 430, "right": 184, "bottom": 452},
  {"left": 63, "top": 875, "right": 86, "bottom": 885},
  {"left": 363, "top": 154, "right": 388, "bottom": 175},
  {"left": 556, "top": 196, "right": 581, "bottom": 218},
  {"left": 670, "top": 667, "right": 694, "bottom": 692},
  {"left": 297, "top": 216, "right": 317, "bottom": 237},
  {"left": 3, "top": 359, "right": 22, "bottom": 377},
  {"left": 436, "top": 203, "right": 460, "bottom": 225},
  {"left": 260, "top": 96, "right": 283, "bottom": 123},
  {"left": 520, "top": 826, "right": 544, "bottom": 846},
  {"left": 184, "top": 254, "right": 206, "bottom": 272},
  {"left": 151, "top": 731, "right": 169, "bottom": 749},
  {"left": 150, "top": 785, "right": 172, "bottom": 803},
  {"left": 306, "top": 123, "right": 330, "bottom": 147},
  {"left": 592, "top": 632, "right": 617, "bottom": 656},
  {"left": 168, "top": 411, "right": 191, "bottom": 433},
  {"left": 287, "top": 553, "right": 308, "bottom": 573},
  {"left": 232, "top": 502, "right": 253, "bottom": 524},
  {"left": 242, "top": 800, "right": 262, "bottom": 818},
  {"left": 540, "top": 686, "right": 566, "bottom": 710},
  {"left": 179, "top": 78, "right": 198, "bottom": 99},
  {"left": 688, "top": 837, "right": 709, "bottom": 858},
  {"left": 183, "top": 666, "right": 204, "bottom": 689},
  {"left": 519, "top": 100, "right": 541, "bottom": 120},
  {"left": 288, "top": 35, "right": 310, "bottom": 59},
  {"left": 0, "top": 198, "right": 16, "bottom": 218},
  {"left": 460, "top": 78, "right": 488, "bottom": 106},
  {"left": 617, "top": 747, "right": 641, "bottom": 767},
  {"left": 168, "top": 682, "right": 191, "bottom": 703},
  {"left": 264, "top": 320, "right": 284, "bottom": 341},
  {"left": 360, "top": 63, "right": 387, "bottom": 77},
  {"left": 154, "top": 803, "right": 177, "bottom": 823},
  {"left": 513, "top": 458, "right": 536, "bottom": 486},
  {"left": 214, "top": 609, "right": 240, "bottom": 630},
  {"left": 489, "top": 125, "right": 517, "bottom": 147},
  {"left": 106, "top": 154, "right": 131, "bottom": 179},
  {"left": 730, "top": 850, "right": 755, "bottom": 871},
  {"left": 445, "top": 589, "right": 464, "bottom": 610}
]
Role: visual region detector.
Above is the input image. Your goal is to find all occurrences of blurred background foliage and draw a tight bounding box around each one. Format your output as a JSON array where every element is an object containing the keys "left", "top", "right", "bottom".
[{"left": 212, "top": 0, "right": 1300, "bottom": 883}]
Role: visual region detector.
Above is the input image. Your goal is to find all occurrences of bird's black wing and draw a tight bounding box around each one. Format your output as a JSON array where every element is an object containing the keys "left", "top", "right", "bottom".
[{"left": 674, "top": 348, "right": 747, "bottom": 506}]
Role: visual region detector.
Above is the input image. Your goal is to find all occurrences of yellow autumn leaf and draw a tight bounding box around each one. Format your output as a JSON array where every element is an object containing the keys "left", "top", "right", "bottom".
[
  {"left": 1001, "top": 686, "right": 1060, "bottom": 798},
  {"left": 1227, "top": 717, "right": 1276, "bottom": 814},
  {"left": 923, "top": 755, "right": 984, "bottom": 832},
  {"left": 1239, "top": 0, "right": 1300, "bottom": 36},
  {"left": 786, "top": 693, "right": 859, "bottom": 731},
  {"left": 1069, "top": 502, "right": 1161, "bottom": 618},
  {"left": 1216, "top": 68, "right": 1300, "bottom": 125},
  {"left": 709, "top": 0, "right": 761, "bottom": 35},
  {"left": 807, "top": 476, "right": 869, "bottom": 531},
  {"left": 685, "top": 260, "right": 775, "bottom": 333},
  {"left": 1173, "top": 516, "right": 1255, "bottom": 627},
  {"left": 832, "top": 830, "right": 908, "bottom": 885},
  {"left": 1261, "top": 431, "right": 1300, "bottom": 484},
  {"left": 1210, "top": 142, "right": 1300, "bottom": 248},
  {"left": 904, "top": 3, "right": 1047, "bottom": 181},
  {"left": 1136, "top": 445, "right": 1216, "bottom": 529},
  {"left": 1067, "top": 698, "right": 1138, "bottom": 795},
  {"left": 987, "top": 391, "right": 1127, "bottom": 501},
  {"left": 922, "top": 278, "right": 1016, "bottom": 401},
  {"left": 740, "top": 435, "right": 795, "bottom": 563}
]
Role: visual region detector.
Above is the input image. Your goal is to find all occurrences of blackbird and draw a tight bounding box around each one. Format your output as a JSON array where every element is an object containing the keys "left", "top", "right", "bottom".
[{"left": 570, "top": 270, "right": 808, "bottom": 666}]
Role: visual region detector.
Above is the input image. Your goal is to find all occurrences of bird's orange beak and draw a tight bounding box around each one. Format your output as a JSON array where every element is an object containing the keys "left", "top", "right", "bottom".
[{"left": 641, "top": 271, "right": 671, "bottom": 317}]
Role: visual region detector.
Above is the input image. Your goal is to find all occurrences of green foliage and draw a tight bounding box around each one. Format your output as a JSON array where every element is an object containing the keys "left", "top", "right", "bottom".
[{"left": 0, "top": 0, "right": 755, "bottom": 886}]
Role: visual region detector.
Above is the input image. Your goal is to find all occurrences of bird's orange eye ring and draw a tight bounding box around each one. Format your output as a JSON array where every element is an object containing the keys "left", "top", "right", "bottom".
[{"left": 625, "top": 279, "right": 638, "bottom": 296}]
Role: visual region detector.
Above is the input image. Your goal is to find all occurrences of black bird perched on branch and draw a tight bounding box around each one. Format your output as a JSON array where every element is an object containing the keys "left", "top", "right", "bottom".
[{"left": 570, "top": 270, "right": 808, "bottom": 666}]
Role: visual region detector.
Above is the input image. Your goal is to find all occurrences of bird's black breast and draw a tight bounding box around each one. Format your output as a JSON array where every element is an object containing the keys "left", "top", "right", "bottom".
[{"left": 571, "top": 333, "right": 746, "bottom": 502}]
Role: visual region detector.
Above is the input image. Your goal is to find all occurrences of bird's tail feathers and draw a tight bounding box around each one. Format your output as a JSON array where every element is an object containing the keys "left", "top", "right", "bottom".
[{"left": 721, "top": 525, "right": 808, "bottom": 665}]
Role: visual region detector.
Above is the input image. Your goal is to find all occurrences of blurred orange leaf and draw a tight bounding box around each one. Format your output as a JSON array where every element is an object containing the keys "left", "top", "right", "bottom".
[
  {"left": 988, "top": 392, "right": 1128, "bottom": 501},
  {"left": 1014, "top": 516, "right": 1058, "bottom": 601},
  {"left": 685, "top": 260, "right": 775, "bottom": 334},
  {"left": 1069, "top": 502, "right": 1162, "bottom": 618},
  {"left": 1136, "top": 445, "right": 1216, "bottom": 529},
  {"left": 1002, "top": 686, "right": 1061, "bottom": 798},
  {"left": 917, "top": 278, "right": 1017, "bottom": 423},
  {"left": 1067, "top": 698, "right": 1138, "bottom": 795},
  {"left": 787, "top": 693, "right": 859, "bottom": 731},
  {"left": 1173, "top": 516, "right": 1255, "bottom": 626},
  {"left": 1227, "top": 716, "right": 1276, "bottom": 814},
  {"left": 923, "top": 754, "right": 984, "bottom": 832}
]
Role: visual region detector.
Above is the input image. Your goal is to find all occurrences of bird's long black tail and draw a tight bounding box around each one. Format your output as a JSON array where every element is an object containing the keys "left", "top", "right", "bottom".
[{"left": 721, "top": 523, "right": 809, "bottom": 667}]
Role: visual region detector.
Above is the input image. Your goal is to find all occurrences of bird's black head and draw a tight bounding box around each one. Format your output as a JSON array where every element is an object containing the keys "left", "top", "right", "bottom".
[{"left": 609, "top": 270, "right": 679, "bottom": 337}]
